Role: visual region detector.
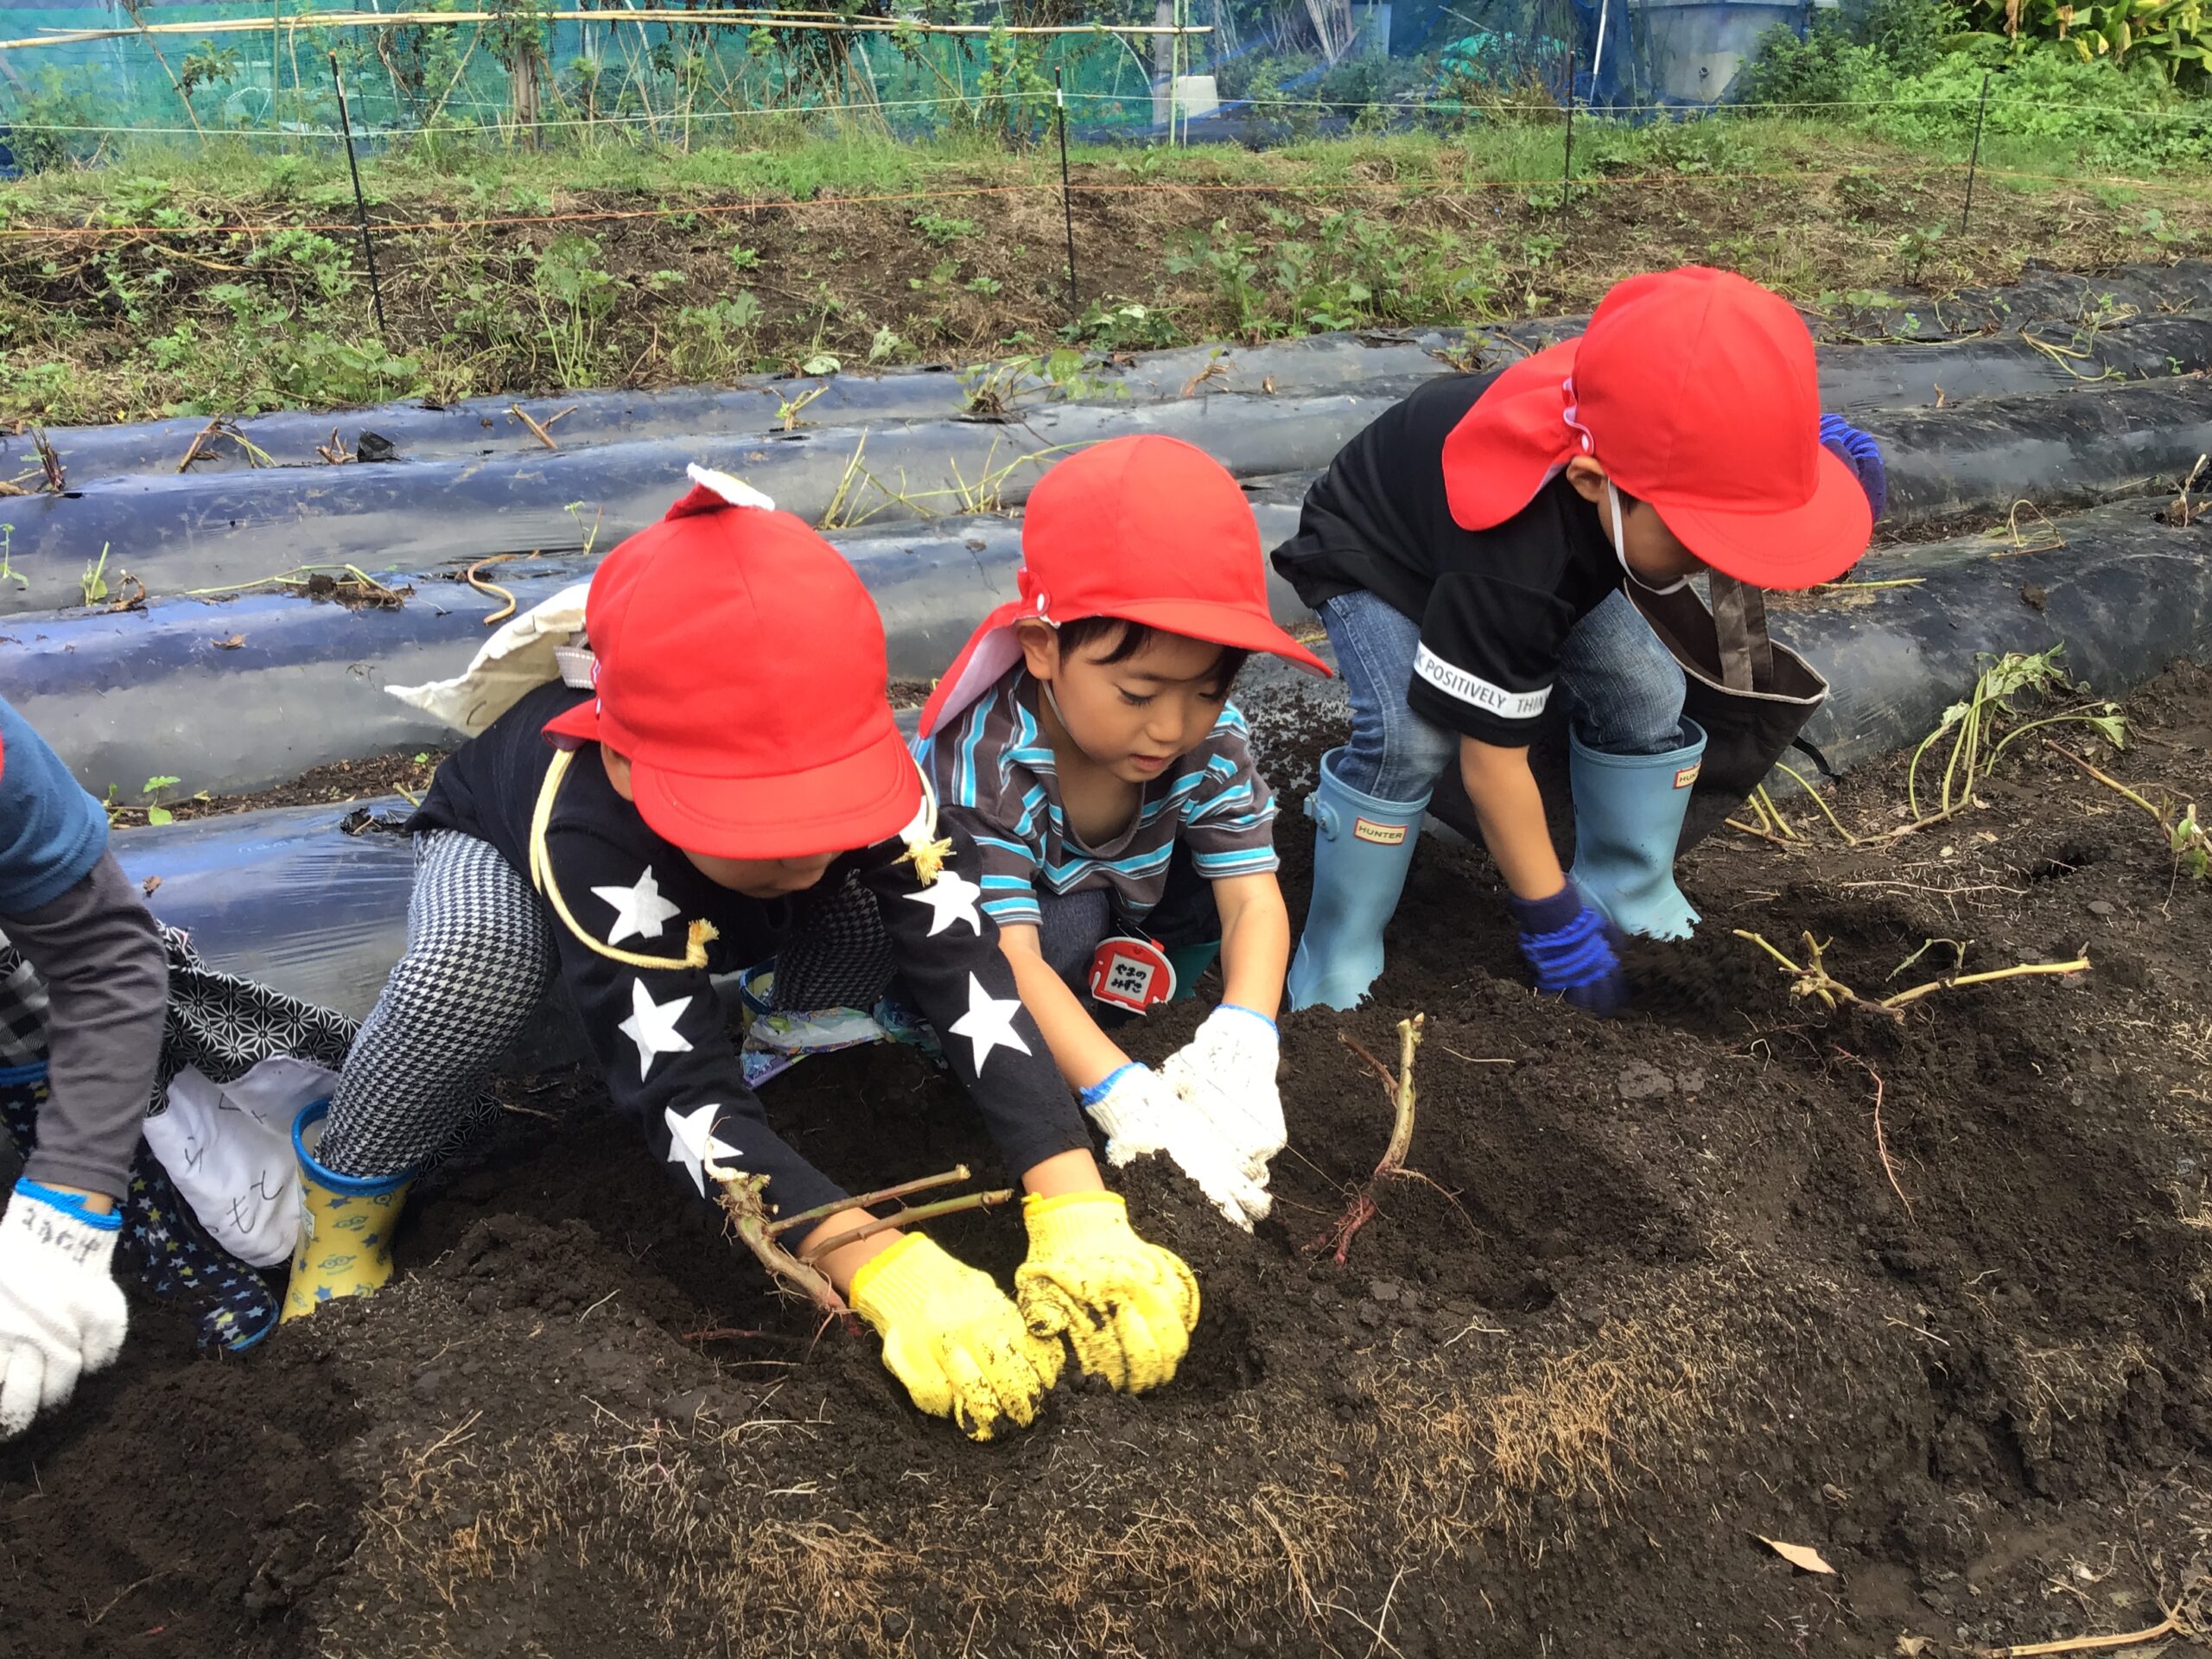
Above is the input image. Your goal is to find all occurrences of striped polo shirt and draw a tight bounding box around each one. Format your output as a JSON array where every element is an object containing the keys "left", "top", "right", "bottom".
[{"left": 916, "top": 666, "right": 1280, "bottom": 930}]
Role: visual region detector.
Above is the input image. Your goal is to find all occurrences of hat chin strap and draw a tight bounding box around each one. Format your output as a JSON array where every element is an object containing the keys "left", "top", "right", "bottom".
[
  {"left": 528, "top": 747, "right": 720, "bottom": 970},
  {"left": 1608, "top": 480, "right": 1692, "bottom": 598}
]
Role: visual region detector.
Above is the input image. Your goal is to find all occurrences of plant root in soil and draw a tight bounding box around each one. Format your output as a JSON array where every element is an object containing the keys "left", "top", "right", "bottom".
[
  {"left": 707, "top": 1158, "right": 1012, "bottom": 1316},
  {"left": 1316, "top": 1013, "right": 1427, "bottom": 1265},
  {"left": 1733, "top": 928, "right": 2089, "bottom": 1017}
]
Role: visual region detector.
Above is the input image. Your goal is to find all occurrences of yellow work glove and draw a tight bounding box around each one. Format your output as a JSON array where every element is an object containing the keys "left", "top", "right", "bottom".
[
  {"left": 1015, "top": 1192, "right": 1200, "bottom": 1395},
  {"left": 849, "top": 1234, "right": 1063, "bottom": 1442}
]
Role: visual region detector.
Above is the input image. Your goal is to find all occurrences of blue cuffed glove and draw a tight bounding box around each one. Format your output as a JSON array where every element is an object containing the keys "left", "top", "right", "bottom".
[
  {"left": 1509, "top": 884, "right": 1627, "bottom": 1017},
  {"left": 1820, "top": 413, "right": 1888, "bottom": 523}
]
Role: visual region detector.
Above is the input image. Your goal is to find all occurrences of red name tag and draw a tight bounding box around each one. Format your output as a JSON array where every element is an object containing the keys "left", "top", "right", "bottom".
[{"left": 1088, "top": 936, "right": 1177, "bottom": 1014}]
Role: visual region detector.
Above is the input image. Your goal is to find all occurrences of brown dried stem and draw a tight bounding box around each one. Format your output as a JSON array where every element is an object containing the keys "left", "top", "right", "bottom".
[
  {"left": 509, "top": 402, "right": 569, "bottom": 450},
  {"left": 798, "top": 1190, "right": 1014, "bottom": 1263},
  {"left": 705, "top": 1160, "right": 1014, "bottom": 1314},
  {"left": 708, "top": 1166, "right": 846, "bottom": 1316},
  {"left": 1733, "top": 931, "right": 2088, "bottom": 1020},
  {"left": 1316, "top": 1014, "right": 1425, "bottom": 1264}
]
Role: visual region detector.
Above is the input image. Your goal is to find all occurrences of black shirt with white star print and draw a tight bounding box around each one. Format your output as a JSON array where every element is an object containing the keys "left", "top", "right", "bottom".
[{"left": 412, "top": 683, "right": 1090, "bottom": 1221}]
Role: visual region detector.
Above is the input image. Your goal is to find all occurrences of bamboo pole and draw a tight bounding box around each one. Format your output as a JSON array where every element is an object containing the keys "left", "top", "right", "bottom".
[
  {"left": 118, "top": 0, "right": 207, "bottom": 137},
  {"left": 0, "top": 11, "right": 1213, "bottom": 53}
]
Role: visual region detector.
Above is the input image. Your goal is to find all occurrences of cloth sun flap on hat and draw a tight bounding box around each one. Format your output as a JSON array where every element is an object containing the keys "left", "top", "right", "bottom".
[
  {"left": 1439, "top": 267, "right": 1872, "bottom": 590},
  {"left": 918, "top": 435, "right": 1331, "bottom": 737}
]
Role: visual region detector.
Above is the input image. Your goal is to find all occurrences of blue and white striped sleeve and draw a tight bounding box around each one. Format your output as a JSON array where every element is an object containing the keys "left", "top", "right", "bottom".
[
  {"left": 918, "top": 702, "right": 1046, "bottom": 929},
  {"left": 1181, "top": 706, "right": 1281, "bottom": 880}
]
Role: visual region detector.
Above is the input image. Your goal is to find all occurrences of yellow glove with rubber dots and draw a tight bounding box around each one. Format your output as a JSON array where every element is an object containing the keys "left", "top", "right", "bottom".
[
  {"left": 1015, "top": 1192, "right": 1199, "bottom": 1395},
  {"left": 849, "top": 1233, "right": 1063, "bottom": 1441}
]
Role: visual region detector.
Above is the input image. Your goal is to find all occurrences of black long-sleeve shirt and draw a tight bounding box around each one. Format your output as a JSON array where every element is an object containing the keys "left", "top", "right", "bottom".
[{"left": 413, "top": 683, "right": 1090, "bottom": 1219}]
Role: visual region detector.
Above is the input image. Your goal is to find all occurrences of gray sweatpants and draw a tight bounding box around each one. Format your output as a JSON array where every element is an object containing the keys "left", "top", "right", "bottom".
[{"left": 0, "top": 849, "right": 168, "bottom": 1198}]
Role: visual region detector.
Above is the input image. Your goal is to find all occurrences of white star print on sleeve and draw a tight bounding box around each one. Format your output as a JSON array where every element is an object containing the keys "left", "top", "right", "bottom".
[
  {"left": 899, "top": 867, "right": 983, "bottom": 938},
  {"left": 618, "top": 978, "right": 694, "bottom": 1079},
  {"left": 664, "top": 1102, "right": 741, "bottom": 1198},
  {"left": 946, "top": 971, "right": 1032, "bottom": 1074},
  {"left": 592, "top": 866, "right": 683, "bottom": 944}
]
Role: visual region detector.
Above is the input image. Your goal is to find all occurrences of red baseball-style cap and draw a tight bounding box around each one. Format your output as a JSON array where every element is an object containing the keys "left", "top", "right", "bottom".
[
  {"left": 918, "top": 435, "right": 1330, "bottom": 737},
  {"left": 1440, "top": 266, "right": 1872, "bottom": 588},
  {"left": 543, "top": 466, "right": 922, "bottom": 860}
]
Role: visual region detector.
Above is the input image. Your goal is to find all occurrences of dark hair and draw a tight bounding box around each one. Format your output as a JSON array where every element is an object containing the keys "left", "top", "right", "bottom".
[{"left": 1055, "top": 615, "right": 1250, "bottom": 696}]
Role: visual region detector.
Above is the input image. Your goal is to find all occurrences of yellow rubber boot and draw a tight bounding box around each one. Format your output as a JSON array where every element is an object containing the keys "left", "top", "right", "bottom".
[{"left": 281, "top": 1100, "right": 412, "bottom": 1322}]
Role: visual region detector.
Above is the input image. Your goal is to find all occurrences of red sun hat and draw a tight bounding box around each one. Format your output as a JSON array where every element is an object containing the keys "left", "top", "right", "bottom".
[
  {"left": 1440, "top": 266, "right": 1872, "bottom": 588},
  {"left": 543, "top": 466, "right": 921, "bottom": 860},
  {"left": 918, "top": 435, "right": 1331, "bottom": 737}
]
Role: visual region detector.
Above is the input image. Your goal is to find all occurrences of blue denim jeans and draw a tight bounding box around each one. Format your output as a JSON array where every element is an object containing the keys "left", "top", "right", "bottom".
[{"left": 1319, "top": 588, "right": 1688, "bottom": 802}]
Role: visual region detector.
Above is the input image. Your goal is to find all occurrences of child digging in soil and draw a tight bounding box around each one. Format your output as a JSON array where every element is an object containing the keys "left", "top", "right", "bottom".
[
  {"left": 1273, "top": 265, "right": 1888, "bottom": 1014},
  {"left": 289, "top": 472, "right": 1199, "bottom": 1442},
  {"left": 915, "top": 436, "right": 1332, "bottom": 1232},
  {"left": 0, "top": 695, "right": 164, "bottom": 1436}
]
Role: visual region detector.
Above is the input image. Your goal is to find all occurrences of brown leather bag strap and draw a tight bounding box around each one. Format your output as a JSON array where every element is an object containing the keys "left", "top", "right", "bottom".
[{"left": 1707, "top": 574, "right": 1775, "bottom": 694}]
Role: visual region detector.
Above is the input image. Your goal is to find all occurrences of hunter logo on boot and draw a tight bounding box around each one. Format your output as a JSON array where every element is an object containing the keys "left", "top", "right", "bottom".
[
  {"left": 1352, "top": 817, "right": 1410, "bottom": 847},
  {"left": 1673, "top": 763, "right": 1702, "bottom": 790}
]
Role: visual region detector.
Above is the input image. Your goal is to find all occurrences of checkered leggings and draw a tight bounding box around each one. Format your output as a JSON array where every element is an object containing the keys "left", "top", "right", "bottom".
[
  {"left": 317, "top": 831, "right": 556, "bottom": 1179},
  {"left": 319, "top": 830, "right": 896, "bottom": 1179}
]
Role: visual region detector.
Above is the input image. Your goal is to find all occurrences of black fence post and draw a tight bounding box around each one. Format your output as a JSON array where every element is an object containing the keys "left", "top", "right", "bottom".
[
  {"left": 1960, "top": 69, "right": 1992, "bottom": 238},
  {"left": 1560, "top": 44, "right": 1578, "bottom": 209},
  {"left": 1056, "top": 67, "right": 1079, "bottom": 321},
  {"left": 328, "top": 51, "right": 390, "bottom": 341}
]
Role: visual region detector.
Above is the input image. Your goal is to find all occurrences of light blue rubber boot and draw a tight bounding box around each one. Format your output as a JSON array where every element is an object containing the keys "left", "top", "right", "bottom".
[
  {"left": 1565, "top": 718, "right": 1708, "bottom": 941},
  {"left": 1287, "top": 748, "right": 1430, "bottom": 1012}
]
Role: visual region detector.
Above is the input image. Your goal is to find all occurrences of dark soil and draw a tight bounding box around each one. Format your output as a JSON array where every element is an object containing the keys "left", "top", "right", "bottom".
[
  {"left": 7, "top": 664, "right": 2212, "bottom": 1658},
  {"left": 116, "top": 749, "right": 452, "bottom": 825}
]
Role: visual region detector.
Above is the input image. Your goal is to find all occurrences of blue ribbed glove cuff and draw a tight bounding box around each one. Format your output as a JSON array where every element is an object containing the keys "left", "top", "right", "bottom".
[
  {"left": 1080, "top": 1064, "right": 1142, "bottom": 1109},
  {"left": 15, "top": 1178, "right": 123, "bottom": 1231},
  {"left": 1510, "top": 888, "right": 1619, "bottom": 992},
  {"left": 1820, "top": 412, "right": 1888, "bottom": 523},
  {"left": 1215, "top": 1003, "right": 1277, "bottom": 1033},
  {"left": 1508, "top": 884, "right": 1586, "bottom": 937}
]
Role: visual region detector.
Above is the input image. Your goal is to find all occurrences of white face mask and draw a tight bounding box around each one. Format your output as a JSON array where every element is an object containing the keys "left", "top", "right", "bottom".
[{"left": 1606, "top": 480, "right": 1691, "bottom": 597}]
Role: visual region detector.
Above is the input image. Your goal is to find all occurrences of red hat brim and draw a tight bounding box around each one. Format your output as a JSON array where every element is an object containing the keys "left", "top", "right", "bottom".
[
  {"left": 1654, "top": 445, "right": 1873, "bottom": 590},
  {"left": 635, "top": 722, "right": 923, "bottom": 861},
  {"left": 545, "top": 697, "right": 923, "bottom": 860},
  {"left": 1104, "top": 595, "right": 1332, "bottom": 679},
  {"left": 917, "top": 596, "right": 1332, "bottom": 738}
]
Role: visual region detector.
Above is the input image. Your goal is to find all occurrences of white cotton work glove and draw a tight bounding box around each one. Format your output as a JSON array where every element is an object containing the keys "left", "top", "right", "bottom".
[
  {"left": 0, "top": 1179, "right": 130, "bottom": 1439},
  {"left": 1159, "top": 1004, "right": 1287, "bottom": 1185},
  {"left": 1082, "top": 1063, "right": 1271, "bottom": 1233}
]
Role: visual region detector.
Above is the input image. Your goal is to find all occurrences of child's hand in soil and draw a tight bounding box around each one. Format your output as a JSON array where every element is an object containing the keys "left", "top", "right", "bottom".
[
  {"left": 0, "top": 1180, "right": 130, "bottom": 1439},
  {"left": 849, "top": 1234, "right": 1063, "bottom": 1442},
  {"left": 1159, "top": 1004, "right": 1286, "bottom": 1183},
  {"left": 1081, "top": 1063, "right": 1271, "bottom": 1230},
  {"left": 1015, "top": 1192, "right": 1199, "bottom": 1395},
  {"left": 1510, "top": 884, "right": 1628, "bottom": 1016}
]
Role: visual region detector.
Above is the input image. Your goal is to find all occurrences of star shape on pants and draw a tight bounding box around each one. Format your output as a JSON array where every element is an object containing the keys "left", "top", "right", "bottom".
[
  {"left": 618, "top": 978, "right": 694, "bottom": 1079},
  {"left": 594, "top": 866, "right": 683, "bottom": 944},
  {"left": 664, "top": 1102, "right": 742, "bottom": 1198},
  {"left": 947, "top": 972, "right": 1032, "bottom": 1075},
  {"left": 900, "top": 867, "right": 983, "bottom": 938}
]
